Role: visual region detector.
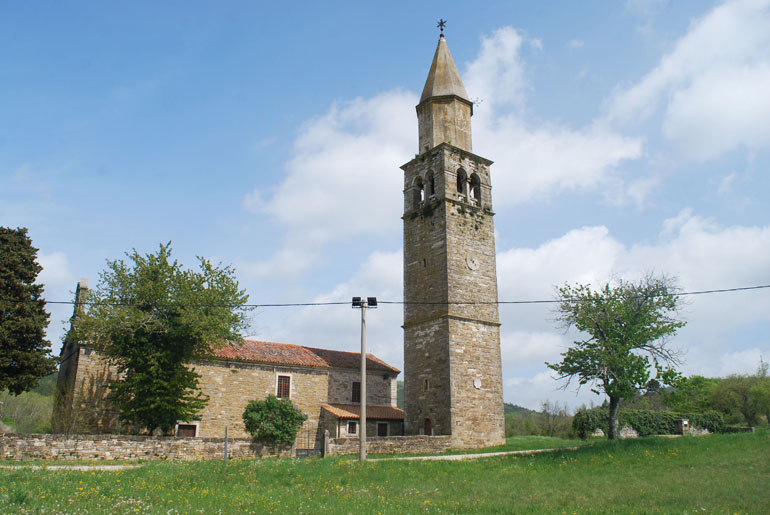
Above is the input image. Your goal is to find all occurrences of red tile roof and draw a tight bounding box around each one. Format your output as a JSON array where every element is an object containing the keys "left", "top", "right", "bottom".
[
  {"left": 213, "top": 340, "right": 330, "bottom": 368},
  {"left": 322, "top": 404, "right": 405, "bottom": 420},
  {"left": 304, "top": 346, "right": 400, "bottom": 373},
  {"left": 212, "top": 340, "right": 400, "bottom": 373}
]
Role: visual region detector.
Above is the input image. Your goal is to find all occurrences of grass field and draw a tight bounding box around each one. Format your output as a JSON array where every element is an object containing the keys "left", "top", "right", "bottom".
[{"left": 1, "top": 432, "right": 768, "bottom": 513}]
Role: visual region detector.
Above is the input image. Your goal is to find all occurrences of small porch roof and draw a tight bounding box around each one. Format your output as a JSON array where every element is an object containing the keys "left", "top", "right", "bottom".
[{"left": 322, "top": 403, "right": 405, "bottom": 421}]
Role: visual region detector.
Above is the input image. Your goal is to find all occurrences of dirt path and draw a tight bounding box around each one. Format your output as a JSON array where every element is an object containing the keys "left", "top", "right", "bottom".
[
  {"left": 0, "top": 464, "right": 142, "bottom": 471},
  {"left": 371, "top": 446, "right": 581, "bottom": 461}
]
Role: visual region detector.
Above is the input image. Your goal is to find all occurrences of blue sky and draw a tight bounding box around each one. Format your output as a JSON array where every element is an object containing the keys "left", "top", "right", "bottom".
[{"left": 2, "top": 0, "right": 769, "bottom": 410}]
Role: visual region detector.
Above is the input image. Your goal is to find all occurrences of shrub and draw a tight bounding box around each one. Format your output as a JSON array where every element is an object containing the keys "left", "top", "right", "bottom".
[
  {"left": 573, "top": 408, "right": 724, "bottom": 438},
  {"left": 242, "top": 395, "right": 307, "bottom": 444}
]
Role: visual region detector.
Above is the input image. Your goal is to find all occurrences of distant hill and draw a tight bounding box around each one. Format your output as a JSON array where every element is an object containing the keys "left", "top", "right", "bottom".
[
  {"left": 505, "top": 402, "right": 536, "bottom": 415},
  {"left": 398, "top": 382, "right": 534, "bottom": 416}
]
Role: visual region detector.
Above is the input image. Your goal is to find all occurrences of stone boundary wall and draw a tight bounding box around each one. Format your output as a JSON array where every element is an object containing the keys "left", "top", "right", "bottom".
[
  {"left": 328, "top": 435, "right": 454, "bottom": 456},
  {"left": 0, "top": 433, "right": 291, "bottom": 461},
  {"left": 2, "top": 433, "right": 456, "bottom": 461}
]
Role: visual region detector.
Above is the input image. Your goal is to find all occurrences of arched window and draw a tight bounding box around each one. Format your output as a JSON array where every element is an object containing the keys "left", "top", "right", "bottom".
[
  {"left": 470, "top": 173, "right": 481, "bottom": 205},
  {"left": 429, "top": 174, "right": 436, "bottom": 198},
  {"left": 412, "top": 177, "right": 425, "bottom": 208},
  {"left": 456, "top": 169, "right": 467, "bottom": 199}
]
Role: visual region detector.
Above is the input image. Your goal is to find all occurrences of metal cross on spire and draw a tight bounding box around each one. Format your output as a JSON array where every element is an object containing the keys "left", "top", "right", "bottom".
[{"left": 437, "top": 19, "right": 447, "bottom": 36}]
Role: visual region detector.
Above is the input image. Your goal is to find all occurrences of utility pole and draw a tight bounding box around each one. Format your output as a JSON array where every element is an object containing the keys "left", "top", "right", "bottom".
[{"left": 352, "top": 296, "right": 377, "bottom": 462}]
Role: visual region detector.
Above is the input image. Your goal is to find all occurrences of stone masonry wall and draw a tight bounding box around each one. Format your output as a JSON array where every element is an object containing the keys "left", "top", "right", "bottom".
[
  {"left": 1, "top": 434, "right": 449, "bottom": 461},
  {"left": 196, "top": 360, "right": 328, "bottom": 444},
  {"left": 327, "top": 367, "right": 397, "bottom": 406},
  {"left": 0, "top": 434, "right": 291, "bottom": 461},
  {"left": 53, "top": 347, "right": 121, "bottom": 434},
  {"left": 401, "top": 144, "right": 505, "bottom": 448},
  {"left": 328, "top": 435, "right": 453, "bottom": 456}
]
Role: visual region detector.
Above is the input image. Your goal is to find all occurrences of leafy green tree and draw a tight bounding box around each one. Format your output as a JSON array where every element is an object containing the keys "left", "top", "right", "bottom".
[
  {"left": 242, "top": 395, "right": 308, "bottom": 444},
  {"left": 709, "top": 361, "right": 770, "bottom": 426},
  {"left": 662, "top": 375, "right": 719, "bottom": 412},
  {"left": 72, "top": 243, "right": 251, "bottom": 434},
  {"left": 752, "top": 359, "right": 770, "bottom": 424},
  {"left": 546, "top": 276, "right": 685, "bottom": 440},
  {"left": 0, "top": 227, "right": 57, "bottom": 395}
]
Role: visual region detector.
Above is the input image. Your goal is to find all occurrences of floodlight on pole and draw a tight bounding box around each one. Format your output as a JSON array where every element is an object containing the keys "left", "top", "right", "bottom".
[{"left": 352, "top": 296, "right": 377, "bottom": 462}]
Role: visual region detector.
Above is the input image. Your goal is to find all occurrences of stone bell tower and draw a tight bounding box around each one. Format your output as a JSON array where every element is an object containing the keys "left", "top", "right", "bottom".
[{"left": 402, "top": 33, "right": 505, "bottom": 448}]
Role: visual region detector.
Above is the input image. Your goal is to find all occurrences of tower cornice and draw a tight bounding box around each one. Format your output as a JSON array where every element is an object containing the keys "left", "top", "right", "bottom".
[{"left": 400, "top": 142, "right": 493, "bottom": 171}]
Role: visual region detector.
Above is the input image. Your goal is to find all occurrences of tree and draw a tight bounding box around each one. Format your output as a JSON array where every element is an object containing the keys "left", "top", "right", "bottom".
[
  {"left": 662, "top": 375, "right": 719, "bottom": 412},
  {"left": 242, "top": 395, "right": 307, "bottom": 444},
  {"left": 709, "top": 361, "right": 770, "bottom": 426},
  {"left": 546, "top": 276, "right": 685, "bottom": 440},
  {"left": 71, "top": 243, "right": 251, "bottom": 434},
  {"left": 0, "top": 227, "right": 57, "bottom": 395}
]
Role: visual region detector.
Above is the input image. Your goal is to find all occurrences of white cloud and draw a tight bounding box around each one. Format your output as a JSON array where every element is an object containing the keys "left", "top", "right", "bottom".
[
  {"left": 236, "top": 248, "right": 319, "bottom": 282},
  {"left": 567, "top": 39, "right": 584, "bottom": 49},
  {"left": 464, "top": 27, "right": 529, "bottom": 113},
  {"left": 38, "top": 251, "right": 78, "bottom": 353},
  {"left": 253, "top": 91, "right": 415, "bottom": 249},
  {"left": 237, "top": 90, "right": 414, "bottom": 282},
  {"left": 605, "top": 0, "right": 770, "bottom": 159},
  {"left": 718, "top": 172, "right": 736, "bottom": 194},
  {"left": 477, "top": 120, "right": 642, "bottom": 206},
  {"left": 259, "top": 250, "right": 404, "bottom": 370},
  {"left": 465, "top": 27, "right": 642, "bottom": 207},
  {"left": 38, "top": 251, "right": 76, "bottom": 291},
  {"left": 662, "top": 63, "right": 770, "bottom": 160},
  {"left": 496, "top": 210, "right": 770, "bottom": 408}
]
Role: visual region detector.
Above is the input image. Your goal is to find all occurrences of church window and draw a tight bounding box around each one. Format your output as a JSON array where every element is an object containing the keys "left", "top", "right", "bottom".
[
  {"left": 352, "top": 381, "right": 361, "bottom": 403},
  {"left": 175, "top": 423, "right": 198, "bottom": 437},
  {"left": 424, "top": 378, "right": 429, "bottom": 391},
  {"left": 413, "top": 177, "right": 425, "bottom": 208},
  {"left": 276, "top": 375, "right": 291, "bottom": 398},
  {"left": 456, "top": 169, "right": 467, "bottom": 199},
  {"left": 347, "top": 421, "right": 357, "bottom": 435},
  {"left": 470, "top": 173, "right": 481, "bottom": 205},
  {"left": 429, "top": 174, "right": 436, "bottom": 197}
]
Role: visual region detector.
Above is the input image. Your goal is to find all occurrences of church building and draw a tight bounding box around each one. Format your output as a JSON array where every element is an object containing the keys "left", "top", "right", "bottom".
[{"left": 52, "top": 30, "right": 504, "bottom": 452}]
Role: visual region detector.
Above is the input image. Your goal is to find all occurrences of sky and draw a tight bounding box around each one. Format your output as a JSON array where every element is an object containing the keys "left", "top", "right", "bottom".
[{"left": 2, "top": 0, "right": 769, "bottom": 411}]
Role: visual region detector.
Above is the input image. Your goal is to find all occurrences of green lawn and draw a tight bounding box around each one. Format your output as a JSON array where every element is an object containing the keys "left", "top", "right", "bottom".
[{"left": 1, "top": 431, "right": 768, "bottom": 513}]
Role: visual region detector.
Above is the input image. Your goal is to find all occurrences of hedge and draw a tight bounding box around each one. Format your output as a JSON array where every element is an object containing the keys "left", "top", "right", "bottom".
[{"left": 573, "top": 409, "right": 725, "bottom": 438}]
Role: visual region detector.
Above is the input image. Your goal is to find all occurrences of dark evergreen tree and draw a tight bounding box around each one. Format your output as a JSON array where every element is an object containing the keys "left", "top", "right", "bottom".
[{"left": 0, "top": 227, "right": 57, "bottom": 395}]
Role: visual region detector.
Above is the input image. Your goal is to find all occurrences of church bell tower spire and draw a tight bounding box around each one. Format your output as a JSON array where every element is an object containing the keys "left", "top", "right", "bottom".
[{"left": 416, "top": 33, "right": 474, "bottom": 154}]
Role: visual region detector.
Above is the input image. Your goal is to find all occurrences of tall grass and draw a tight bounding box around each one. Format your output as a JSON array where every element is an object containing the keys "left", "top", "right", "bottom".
[{"left": 1, "top": 431, "right": 768, "bottom": 513}]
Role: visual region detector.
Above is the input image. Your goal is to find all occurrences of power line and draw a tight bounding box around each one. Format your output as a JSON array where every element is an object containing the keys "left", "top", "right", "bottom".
[{"left": 1, "top": 284, "right": 768, "bottom": 308}]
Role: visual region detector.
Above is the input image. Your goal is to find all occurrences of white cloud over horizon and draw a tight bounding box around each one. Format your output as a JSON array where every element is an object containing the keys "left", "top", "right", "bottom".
[{"left": 605, "top": 0, "right": 770, "bottom": 160}]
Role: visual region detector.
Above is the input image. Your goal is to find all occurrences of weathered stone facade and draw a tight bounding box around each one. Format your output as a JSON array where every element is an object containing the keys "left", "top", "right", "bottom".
[
  {"left": 52, "top": 345, "right": 120, "bottom": 434},
  {"left": 53, "top": 338, "right": 402, "bottom": 453},
  {"left": 402, "top": 35, "right": 505, "bottom": 448},
  {"left": 195, "top": 360, "right": 329, "bottom": 441}
]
